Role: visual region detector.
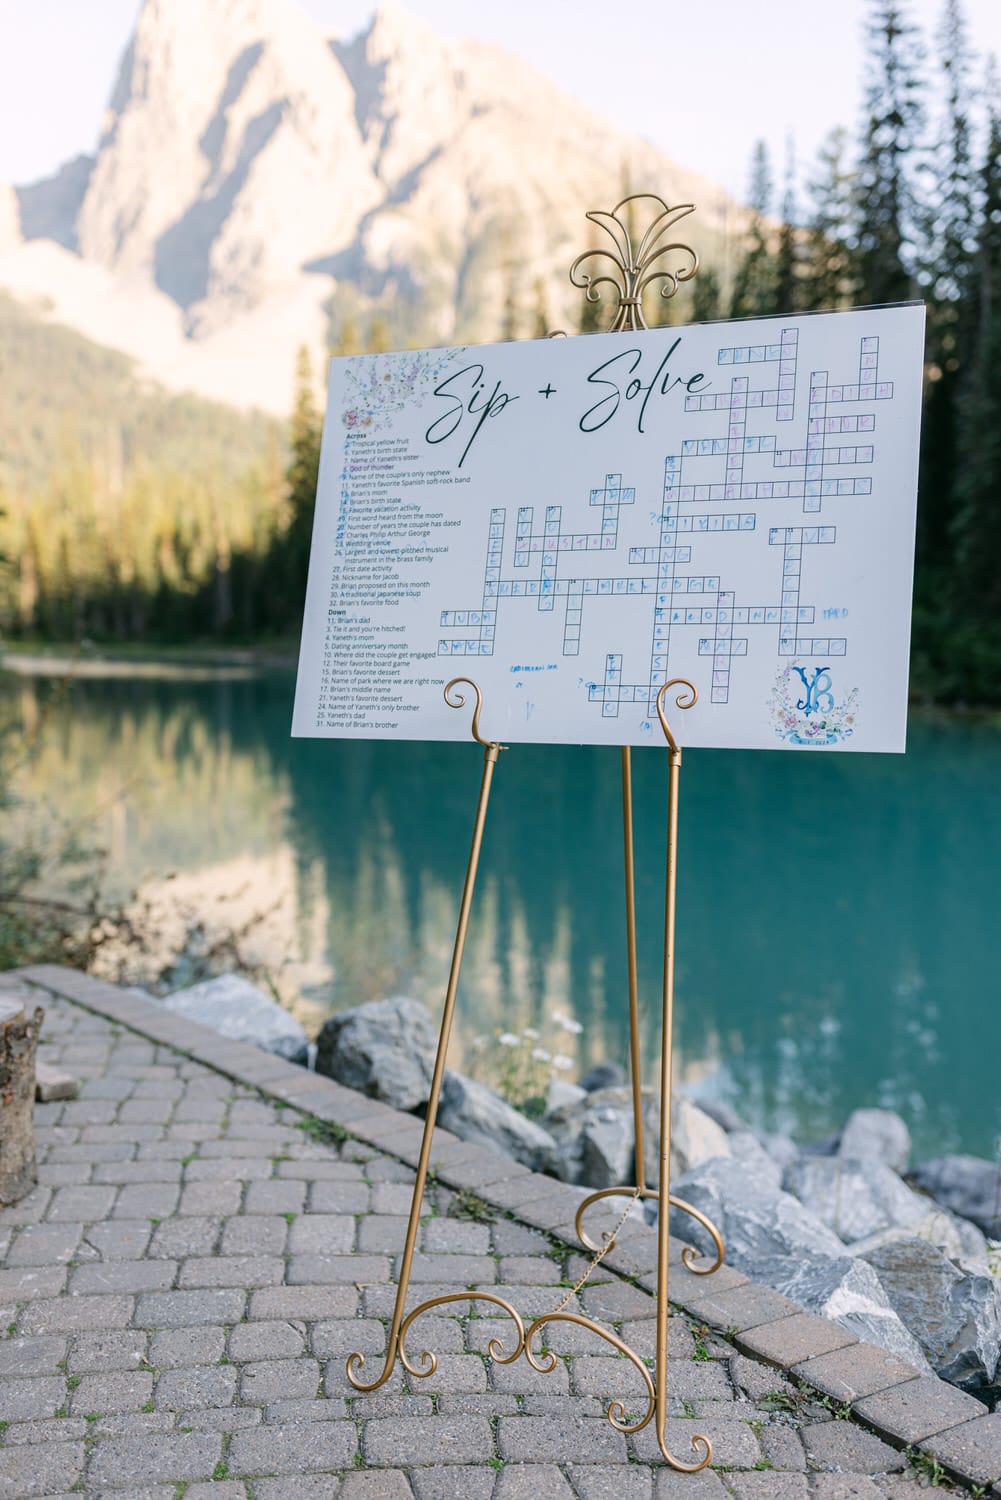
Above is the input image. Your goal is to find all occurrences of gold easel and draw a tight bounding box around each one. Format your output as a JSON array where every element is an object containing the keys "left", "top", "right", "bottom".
[{"left": 346, "top": 196, "right": 725, "bottom": 1473}]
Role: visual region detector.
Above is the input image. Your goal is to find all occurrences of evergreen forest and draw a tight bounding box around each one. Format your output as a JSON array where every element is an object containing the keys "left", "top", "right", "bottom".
[{"left": 2, "top": 0, "right": 999, "bottom": 704}]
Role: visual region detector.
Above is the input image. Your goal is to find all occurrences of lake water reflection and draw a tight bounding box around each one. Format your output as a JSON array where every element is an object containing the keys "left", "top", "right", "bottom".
[{"left": 9, "top": 668, "right": 1000, "bottom": 1159}]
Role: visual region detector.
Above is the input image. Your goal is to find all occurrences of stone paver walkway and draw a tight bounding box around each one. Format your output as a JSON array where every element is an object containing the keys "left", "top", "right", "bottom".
[{"left": 0, "top": 967, "right": 996, "bottom": 1499}]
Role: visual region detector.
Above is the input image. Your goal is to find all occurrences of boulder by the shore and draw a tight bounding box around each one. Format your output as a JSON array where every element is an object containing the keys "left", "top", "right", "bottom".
[
  {"left": 161, "top": 974, "right": 308, "bottom": 1064},
  {"left": 315, "top": 995, "right": 436, "bottom": 1110}
]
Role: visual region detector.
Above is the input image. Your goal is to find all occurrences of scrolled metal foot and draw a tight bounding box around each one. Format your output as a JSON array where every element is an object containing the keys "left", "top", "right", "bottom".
[
  {"left": 524, "top": 1311, "right": 655, "bottom": 1434},
  {"left": 669, "top": 1193, "right": 725, "bottom": 1274},
  {"left": 346, "top": 1343, "right": 397, "bottom": 1393},
  {"left": 574, "top": 1186, "right": 725, "bottom": 1275},
  {"left": 400, "top": 1292, "right": 527, "bottom": 1378},
  {"left": 656, "top": 1424, "right": 713, "bottom": 1472}
]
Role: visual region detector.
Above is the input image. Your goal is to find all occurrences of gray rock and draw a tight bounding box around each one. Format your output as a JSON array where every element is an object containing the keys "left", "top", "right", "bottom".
[
  {"left": 727, "top": 1131, "right": 783, "bottom": 1188},
  {"left": 759, "top": 1253, "right": 931, "bottom": 1373},
  {"left": 690, "top": 1097, "right": 748, "bottom": 1134},
  {"left": 784, "top": 1155, "right": 930, "bottom": 1243},
  {"left": 838, "top": 1108, "right": 911, "bottom": 1173},
  {"left": 314, "top": 996, "right": 436, "bottom": 1109},
  {"left": 952, "top": 1216, "right": 993, "bottom": 1276},
  {"left": 863, "top": 1237, "right": 1001, "bottom": 1391},
  {"left": 642, "top": 1094, "right": 731, "bottom": 1187},
  {"left": 544, "top": 1078, "right": 586, "bottom": 1116},
  {"left": 547, "top": 1086, "right": 634, "bottom": 1188},
  {"left": 910, "top": 1156, "right": 1001, "bottom": 1239},
  {"left": 579, "top": 1061, "right": 626, "bottom": 1093},
  {"left": 847, "top": 1210, "right": 967, "bottom": 1265},
  {"left": 669, "top": 1154, "right": 845, "bottom": 1269},
  {"left": 437, "top": 1071, "right": 557, "bottom": 1173},
  {"left": 162, "top": 973, "right": 308, "bottom": 1064},
  {"left": 758, "top": 1132, "right": 800, "bottom": 1172}
]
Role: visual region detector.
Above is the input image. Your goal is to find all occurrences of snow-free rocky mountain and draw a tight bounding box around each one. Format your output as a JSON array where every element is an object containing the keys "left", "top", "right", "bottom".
[{"left": 2, "top": 0, "right": 744, "bottom": 414}]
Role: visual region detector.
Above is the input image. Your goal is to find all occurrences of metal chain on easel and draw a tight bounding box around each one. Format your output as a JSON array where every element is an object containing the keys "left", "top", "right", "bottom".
[{"left": 548, "top": 1186, "right": 642, "bottom": 1317}]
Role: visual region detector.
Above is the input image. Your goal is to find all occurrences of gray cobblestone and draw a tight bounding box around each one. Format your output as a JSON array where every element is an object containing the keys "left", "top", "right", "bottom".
[
  {"left": 290, "top": 1214, "right": 358, "bottom": 1254},
  {"left": 149, "top": 1215, "right": 221, "bottom": 1257},
  {"left": 19, "top": 1293, "right": 134, "bottom": 1333},
  {"left": 493, "top": 1465, "right": 577, "bottom": 1499},
  {"left": 221, "top": 1214, "right": 289, "bottom": 1255},
  {"left": 0, "top": 1265, "right": 66, "bottom": 1301},
  {"left": 68, "top": 1329, "right": 148, "bottom": 1371},
  {"left": 499, "top": 1413, "right": 627, "bottom": 1464},
  {"left": 70, "top": 1369, "right": 154, "bottom": 1414},
  {"left": 46, "top": 1184, "right": 117, "bottom": 1220},
  {"left": 229, "top": 1320, "right": 308, "bottom": 1361},
  {"left": 134, "top": 1287, "right": 246, "bottom": 1326},
  {"left": 0, "top": 1441, "right": 84, "bottom": 1498},
  {"left": 364, "top": 1416, "right": 494, "bottom": 1466},
  {"left": 70, "top": 1257, "right": 177, "bottom": 1294},
  {"left": 244, "top": 1179, "right": 307, "bottom": 1214},
  {"left": 7, "top": 1221, "right": 82, "bottom": 1265},
  {"left": 113, "top": 1182, "right": 181, "bottom": 1218},
  {"left": 802, "top": 1421, "right": 906, "bottom": 1474},
  {"left": 228, "top": 1421, "right": 357, "bottom": 1474},
  {"left": 340, "top": 1473, "right": 415, "bottom": 1499},
  {"left": 155, "top": 1363, "right": 238, "bottom": 1408},
  {"left": 1, "top": 1416, "right": 89, "bottom": 1445},
  {"left": 240, "top": 1357, "right": 322, "bottom": 1402},
  {"left": 86, "top": 1431, "right": 223, "bottom": 1486},
  {"left": 0, "top": 1375, "right": 65, "bottom": 1422},
  {"left": 0, "top": 1335, "right": 66, "bottom": 1376},
  {"left": 254, "top": 1479, "right": 343, "bottom": 1500},
  {"left": 409, "top": 1467, "right": 495, "bottom": 1500},
  {"left": 571, "top": 1468, "right": 655, "bottom": 1499},
  {"left": 85, "top": 1219, "right": 154, "bottom": 1259},
  {"left": 249, "top": 1284, "right": 359, "bottom": 1320},
  {"left": 310, "top": 1180, "right": 373, "bottom": 1214},
  {"left": 178, "top": 1182, "right": 243, "bottom": 1216},
  {"left": 183, "top": 1483, "right": 249, "bottom": 1500},
  {"left": 178, "top": 1253, "right": 285, "bottom": 1287},
  {"left": 12, "top": 983, "right": 992, "bottom": 1500},
  {"left": 149, "top": 1324, "right": 226, "bottom": 1367}
]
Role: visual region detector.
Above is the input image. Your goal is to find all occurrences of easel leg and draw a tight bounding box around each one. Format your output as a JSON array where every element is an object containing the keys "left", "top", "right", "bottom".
[
  {"left": 622, "top": 746, "right": 648, "bottom": 1197},
  {"left": 347, "top": 732, "right": 504, "bottom": 1391},
  {"left": 654, "top": 732, "right": 711, "bottom": 1471}
]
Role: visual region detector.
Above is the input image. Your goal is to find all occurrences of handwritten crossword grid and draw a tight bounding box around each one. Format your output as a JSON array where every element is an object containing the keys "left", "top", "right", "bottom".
[{"left": 438, "top": 328, "right": 894, "bottom": 716}]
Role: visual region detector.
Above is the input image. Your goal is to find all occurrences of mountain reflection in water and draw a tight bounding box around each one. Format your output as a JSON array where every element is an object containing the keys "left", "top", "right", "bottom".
[{"left": 8, "top": 668, "right": 1000, "bottom": 1159}]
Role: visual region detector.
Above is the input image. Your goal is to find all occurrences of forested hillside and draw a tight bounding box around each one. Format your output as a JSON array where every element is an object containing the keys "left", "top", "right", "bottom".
[{"left": 3, "top": 0, "right": 999, "bottom": 701}]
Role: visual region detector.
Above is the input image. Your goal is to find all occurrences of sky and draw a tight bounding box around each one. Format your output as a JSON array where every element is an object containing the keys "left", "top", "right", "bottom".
[{"left": 1, "top": 0, "right": 999, "bottom": 198}]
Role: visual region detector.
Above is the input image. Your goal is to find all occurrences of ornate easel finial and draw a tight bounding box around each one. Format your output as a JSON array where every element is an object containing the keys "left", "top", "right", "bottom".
[{"left": 570, "top": 194, "right": 698, "bottom": 332}]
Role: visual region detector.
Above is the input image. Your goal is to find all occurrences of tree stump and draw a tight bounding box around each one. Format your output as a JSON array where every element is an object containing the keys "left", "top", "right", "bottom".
[{"left": 0, "top": 997, "right": 44, "bottom": 1206}]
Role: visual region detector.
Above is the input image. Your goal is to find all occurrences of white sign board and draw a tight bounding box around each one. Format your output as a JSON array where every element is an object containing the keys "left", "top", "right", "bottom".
[{"left": 293, "top": 305, "right": 925, "bottom": 751}]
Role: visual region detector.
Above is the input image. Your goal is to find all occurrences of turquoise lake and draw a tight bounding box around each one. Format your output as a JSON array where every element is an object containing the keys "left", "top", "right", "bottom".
[{"left": 9, "top": 667, "right": 1000, "bottom": 1161}]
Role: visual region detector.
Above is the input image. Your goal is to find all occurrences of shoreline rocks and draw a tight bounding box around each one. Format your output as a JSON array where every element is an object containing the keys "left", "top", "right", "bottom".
[
  {"left": 178, "top": 986, "right": 1001, "bottom": 1406},
  {"left": 160, "top": 973, "right": 309, "bottom": 1064}
]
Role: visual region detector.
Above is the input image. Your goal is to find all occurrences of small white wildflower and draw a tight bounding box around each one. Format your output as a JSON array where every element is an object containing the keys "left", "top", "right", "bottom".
[
  {"left": 498, "top": 1032, "right": 519, "bottom": 1048},
  {"left": 531, "top": 1047, "right": 551, "bottom": 1063},
  {"left": 558, "top": 1015, "right": 583, "bottom": 1035},
  {"left": 523, "top": 1027, "right": 541, "bottom": 1041},
  {"left": 550, "top": 1008, "right": 566, "bottom": 1024},
  {"left": 552, "top": 1054, "right": 574, "bottom": 1072},
  {"left": 471, "top": 1035, "right": 487, "bottom": 1050}
]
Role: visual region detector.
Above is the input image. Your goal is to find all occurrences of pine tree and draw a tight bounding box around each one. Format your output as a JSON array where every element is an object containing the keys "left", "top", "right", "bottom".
[
  {"left": 914, "top": 0, "right": 976, "bottom": 577},
  {"left": 952, "top": 71, "right": 1001, "bottom": 632},
  {"left": 854, "top": 0, "right": 925, "bottom": 305},
  {"left": 775, "top": 136, "right": 801, "bottom": 314},
  {"left": 802, "top": 128, "right": 857, "bottom": 311},
  {"left": 691, "top": 264, "right": 722, "bottom": 323},
  {"left": 284, "top": 346, "right": 322, "bottom": 625},
  {"left": 730, "top": 141, "right": 777, "bottom": 318}
]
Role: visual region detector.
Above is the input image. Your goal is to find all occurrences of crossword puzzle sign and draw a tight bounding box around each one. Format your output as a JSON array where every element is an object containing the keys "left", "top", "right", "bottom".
[{"left": 293, "top": 304, "right": 925, "bottom": 751}]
